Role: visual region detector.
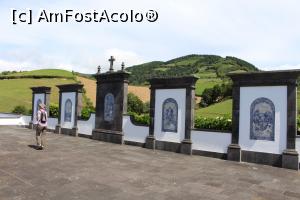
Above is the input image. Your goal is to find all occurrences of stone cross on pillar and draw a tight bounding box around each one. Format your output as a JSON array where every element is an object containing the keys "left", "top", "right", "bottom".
[
  {"left": 108, "top": 56, "right": 115, "bottom": 72},
  {"left": 121, "top": 62, "right": 125, "bottom": 71}
]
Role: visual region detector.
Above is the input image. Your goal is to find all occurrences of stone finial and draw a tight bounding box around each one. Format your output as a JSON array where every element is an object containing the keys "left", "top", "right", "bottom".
[
  {"left": 108, "top": 56, "right": 115, "bottom": 72},
  {"left": 97, "top": 65, "right": 101, "bottom": 74},
  {"left": 121, "top": 62, "right": 125, "bottom": 71}
]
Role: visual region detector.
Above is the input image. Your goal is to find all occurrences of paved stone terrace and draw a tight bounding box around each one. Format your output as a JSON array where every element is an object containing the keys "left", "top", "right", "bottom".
[{"left": 0, "top": 126, "right": 299, "bottom": 200}]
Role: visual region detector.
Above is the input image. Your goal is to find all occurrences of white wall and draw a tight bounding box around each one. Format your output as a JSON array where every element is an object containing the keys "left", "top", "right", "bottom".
[
  {"left": 47, "top": 117, "right": 58, "bottom": 130},
  {"left": 77, "top": 113, "right": 95, "bottom": 136},
  {"left": 21, "top": 115, "right": 31, "bottom": 125},
  {"left": 191, "top": 130, "right": 232, "bottom": 153},
  {"left": 296, "top": 137, "right": 300, "bottom": 161},
  {"left": 123, "top": 115, "right": 149, "bottom": 143},
  {"left": 239, "top": 86, "right": 287, "bottom": 154},
  {"left": 154, "top": 89, "right": 186, "bottom": 143},
  {"left": 33, "top": 93, "right": 45, "bottom": 124},
  {"left": 0, "top": 115, "right": 31, "bottom": 126},
  {"left": 60, "top": 92, "right": 76, "bottom": 129}
]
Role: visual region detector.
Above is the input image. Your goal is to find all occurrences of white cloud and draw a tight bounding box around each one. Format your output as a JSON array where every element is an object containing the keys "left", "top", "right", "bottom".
[{"left": 261, "top": 64, "right": 300, "bottom": 71}]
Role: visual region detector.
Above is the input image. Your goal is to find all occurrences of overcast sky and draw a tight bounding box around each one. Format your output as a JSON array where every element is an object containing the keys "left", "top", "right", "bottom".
[{"left": 0, "top": 0, "right": 300, "bottom": 73}]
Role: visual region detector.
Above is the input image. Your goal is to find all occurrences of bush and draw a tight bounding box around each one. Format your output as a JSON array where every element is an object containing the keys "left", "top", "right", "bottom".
[
  {"left": 128, "top": 93, "right": 144, "bottom": 114},
  {"left": 143, "top": 101, "right": 150, "bottom": 113},
  {"left": 297, "top": 117, "right": 300, "bottom": 133},
  {"left": 49, "top": 103, "right": 59, "bottom": 118},
  {"left": 81, "top": 107, "right": 95, "bottom": 120},
  {"left": 128, "top": 112, "right": 150, "bottom": 125},
  {"left": 12, "top": 105, "right": 28, "bottom": 115},
  {"left": 195, "top": 116, "right": 232, "bottom": 131},
  {"left": 200, "top": 82, "right": 232, "bottom": 107}
]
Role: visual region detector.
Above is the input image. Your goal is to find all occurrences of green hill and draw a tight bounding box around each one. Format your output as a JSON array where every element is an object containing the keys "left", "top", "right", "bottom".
[
  {"left": 0, "top": 78, "right": 76, "bottom": 112},
  {"left": 0, "top": 69, "right": 74, "bottom": 79},
  {"left": 0, "top": 69, "right": 83, "bottom": 113},
  {"left": 126, "top": 54, "right": 259, "bottom": 95}
]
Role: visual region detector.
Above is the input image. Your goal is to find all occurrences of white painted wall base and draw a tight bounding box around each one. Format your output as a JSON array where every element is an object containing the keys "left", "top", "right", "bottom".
[
  {"left": 191, "top": 130, "right": 232, "bottom": 154},
  {"left": 78, "top": 114, "right": 95, "bottom": 136},
  {"left": 296, "top": 137, "right": 300, "bottom": 161},
  {"left": 123, "top": 115, "right": 149, "bottom": 143}
]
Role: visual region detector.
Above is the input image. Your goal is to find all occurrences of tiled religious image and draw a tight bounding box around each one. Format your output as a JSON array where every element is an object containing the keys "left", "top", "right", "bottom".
[
  {"left": 162, "top": 98, "right": 178, "bottom": 132},
  {"left": 104, "top": 93, "right": 114, "bottom": 122},
  {"left": 250, "top": 97, "right": 275, "bottom": 141},
  {"left": 64, "top": 99, "right": 72, "bottom": 122}
]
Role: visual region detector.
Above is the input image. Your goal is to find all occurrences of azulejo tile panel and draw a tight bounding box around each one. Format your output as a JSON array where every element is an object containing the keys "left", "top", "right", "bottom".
[
  {"left": 64, "top": 99, "right": 72, "bottom": 122},
  {"left": 250, "top": 97, "right": 275, "bottom": 141},
  {"left": 104, "top": 93, "right": 114, "bottom": 122},
  {"left": 162, "top": 98, "right": 178, "bottom": 132}
]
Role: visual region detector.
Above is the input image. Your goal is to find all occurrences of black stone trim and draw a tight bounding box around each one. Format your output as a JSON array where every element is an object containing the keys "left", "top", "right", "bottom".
[
  {"left": 228, "top": 70, "right": 300, "bottom": 87},
  {"left": 287, "top": 84, "right": 297, "bottom": 149},
  {"left": 282, "top": 149, "right": 299, "bottom": 170},
  {"left": 124, "top": 140, "right": 145, "bottom": 147},
  {"left": 95, "top": 71, "right": 130, "bottom": 84},
  {"left": 31, "top": 93, "right": 34, "bottom": 121},
  {"left": 123, "top": 114, "right": 149, "bottom": 127},
  {"left": 192, "top": 149, "right": 227, "bottom": 159},
  {"left": 58, "top": 92, "right": 62, "bottom": 125},
  {"left": 155, "top": 140, "right": 181, "bottom": 153},
  {"left": 30, "top": 86, "right": 51, "bottom": 94},
  {"left": 241, "top": 150, "right": 282, "bottom": 167},
  {"left": 92, "top": 129, "right": 124, "bottom": 144},
  {"left": 231, "top": 85, "right": 240, "bottom": 144},
  {"left": 149, "top": 76, "right": 199, "bottom": 89},
  {"left": 149, "top": 88, "right": 155, "bottom": 136},
  {"left": 61, "top": 128, "right": 77, "bottom": 136},
  {"left": 78, "top": 133, "right": 92, "bottom": 139},
  {"left": 192, "top": 128, "right": 232, "bottom": 134},
  {"left": 74, "top": 91, "right": 78, "bottom": 127},
  {"left": 56, "top": 84, "right": 83, "bottom": 93}
]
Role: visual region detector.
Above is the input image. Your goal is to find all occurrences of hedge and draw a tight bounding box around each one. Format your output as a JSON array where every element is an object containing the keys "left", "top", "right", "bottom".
[{"left": 195, "top": 116, "right": 232, "bottom": 131}]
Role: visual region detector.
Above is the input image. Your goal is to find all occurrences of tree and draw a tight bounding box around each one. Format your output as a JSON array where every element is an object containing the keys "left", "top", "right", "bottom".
[{"left": 128, "top": 93, "right": 144, "bottom": 114}]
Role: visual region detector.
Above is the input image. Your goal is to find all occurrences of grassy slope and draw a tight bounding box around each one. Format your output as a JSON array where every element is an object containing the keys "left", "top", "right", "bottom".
[
  {"left": 197, "top": 91, "right": 300, "bottom": 118},
  {"left": 127, "top": 55, "right": 258, "bottom": 96},
  {"left": 196, "top": 99, "right": 232, "bottom": 118},
  {"left": 3, "top": 69, "right": 74, "bottom": 78},
  {"left": 0, "top": 78, "right": 76, "bottom": 112}
]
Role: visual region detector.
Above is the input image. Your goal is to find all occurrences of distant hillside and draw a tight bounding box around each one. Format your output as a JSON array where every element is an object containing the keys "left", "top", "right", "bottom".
[
  {"left": 126, "top": 55, "right": 259, "bottom": 85},
  {"left": 0, "top": 69, "right": 74, "bottom": 79}
]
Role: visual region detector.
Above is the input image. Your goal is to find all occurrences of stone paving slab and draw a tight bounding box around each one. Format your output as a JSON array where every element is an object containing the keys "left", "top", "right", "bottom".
[{"left": 0, "top": 126, "right": 299, "bottom": 200}]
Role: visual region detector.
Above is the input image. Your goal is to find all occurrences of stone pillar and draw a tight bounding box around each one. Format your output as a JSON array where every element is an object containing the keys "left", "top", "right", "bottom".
[
  {"left": 55, "top": 84, "right": 83, "bottom": 136},
  {"left": 145, "top": 87, "right": 156, "bottom": 149},
  {"left": 145, "top": 76, "right": 198, "bottom": 155},
  {"left": 282, "top": 81, "right": 299, "bottom": 170},
  {"left": 92, "top": 70, "right": 130, "bottom": 144},
  {"left": 227, "top": 84, "right": 241, "bottom": 162},
  {"left": 228, "top": 70, "right": 300, "bottom": 170},
  {"left": 29, "top": 87, "right": 51, "bottom": 129}
]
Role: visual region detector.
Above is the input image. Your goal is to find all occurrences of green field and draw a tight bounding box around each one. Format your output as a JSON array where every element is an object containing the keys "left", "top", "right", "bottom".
[
  {"left": 196, "top": 99, "right": 232, "bottom": 118},
  {"left": 2, "top": 69, "right": 74, "bottom": 78},
  {"left": 195, "top": 78, "right": 222, "bottom": 96},
  {"left": 197, "top": 91, "right": 300, "bottom": 118},
  {"left": 0, "top": 78, "right": 75, "bottom": 112}
]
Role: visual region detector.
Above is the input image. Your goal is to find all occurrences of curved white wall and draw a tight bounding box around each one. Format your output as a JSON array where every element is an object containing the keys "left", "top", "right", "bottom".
[
  {"left": 296, "top": 137, "right": 300, "bottom": 160},
  {"left": 78, "top": 114, "right": 95, "bottom": 136},
  {"left": 239, "top": 86, "right": 287, "bottom": 154},
  {"left": 123, "top": 115, "right": 149, "bottom": 143},
  {"left": 191, "top": 130, "right": 232, "bottom": 153}
]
